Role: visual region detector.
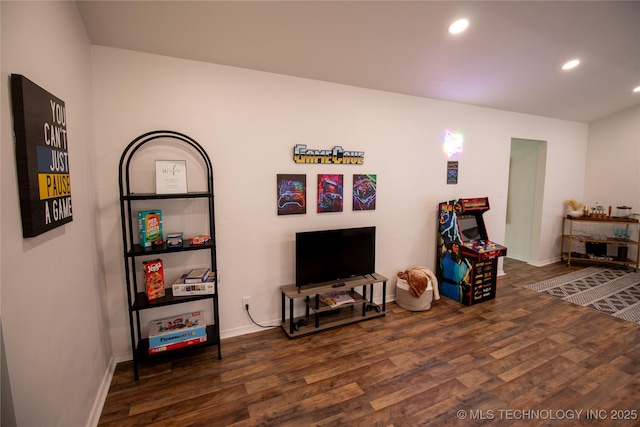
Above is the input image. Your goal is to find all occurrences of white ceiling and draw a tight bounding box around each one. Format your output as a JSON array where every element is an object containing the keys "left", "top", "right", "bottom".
[{"left": 76, "top": 1, "right": 640, "bottom": 123}]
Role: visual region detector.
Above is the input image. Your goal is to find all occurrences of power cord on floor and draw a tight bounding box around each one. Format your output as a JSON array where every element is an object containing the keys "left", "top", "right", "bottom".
[{"left": 245, "top": 304, "right": 279, "bottom": 329}]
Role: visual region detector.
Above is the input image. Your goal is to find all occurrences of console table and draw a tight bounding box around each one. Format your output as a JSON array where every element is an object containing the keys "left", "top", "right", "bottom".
[
  {"left": 280, "top": 273, "right": 387, "bottom": 338},
  {"left": 561, "top": 216, "right": 639, "bottom": 271}
]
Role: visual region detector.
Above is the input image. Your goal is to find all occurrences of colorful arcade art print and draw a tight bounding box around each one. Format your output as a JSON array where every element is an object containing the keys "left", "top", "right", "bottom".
[
  {"left": 277, "top": 174, "right": 306, "bottom": 215},
  {"left": 353, "top": 174, "right": 377, "bottom": 211},
  {"left": 317, "top": 174, "right": 343, "bottom": 213},
  {"left": 10, "top": 74, "right": 73, "bottom": 237}
]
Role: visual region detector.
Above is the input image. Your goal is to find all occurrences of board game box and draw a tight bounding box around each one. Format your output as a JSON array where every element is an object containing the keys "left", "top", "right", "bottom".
[
  {"left": 172, "top": 272, "right": 216, "bottom": 296},
  {"left": 166, "top": 232, "right": 183, "bottom": 248},
  {"left": 148, "top": 311, "right": 206, "bottom": 349},
  {"left": 148, "top": 336, "right": 207, "bottom": 354},
  {"left": 143, "top": 258, "right": 165, "bottom": 300},
  {"left": 183, "top": 268, "right": 211, "bottom": 283},
  {"left": 138, "top": 210, "right": 163, "bottom": 247}
]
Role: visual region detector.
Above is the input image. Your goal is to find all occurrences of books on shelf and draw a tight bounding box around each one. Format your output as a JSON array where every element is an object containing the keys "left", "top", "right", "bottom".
[
  {"left": 148, "top": 311, "right": 206, "bottom": 353},
  {"left": 319, "top": 290, "right": 355, "bottom": 307},
  {"left": 172, "top": 272, "right": 216, "bottom": 296},
  {"left": 183, "top": 267, "right": 211, "bottom": 283}
]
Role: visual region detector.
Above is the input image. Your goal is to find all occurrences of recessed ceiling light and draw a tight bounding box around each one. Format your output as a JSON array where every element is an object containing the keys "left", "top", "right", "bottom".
[
  {"left": 449, "top": 19, "right": 469, "bottom": 34},
  {"left": 562, "top": 59, "right": 580, "bottom": 70},
  {"left": 633, "top": 86, "right": 640, "bottom": 93}
]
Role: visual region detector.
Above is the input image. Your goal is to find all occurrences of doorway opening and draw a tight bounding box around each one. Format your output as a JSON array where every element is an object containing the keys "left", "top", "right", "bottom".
[{"left": 505, "top": 138, "right": 547, "bottom": 264}]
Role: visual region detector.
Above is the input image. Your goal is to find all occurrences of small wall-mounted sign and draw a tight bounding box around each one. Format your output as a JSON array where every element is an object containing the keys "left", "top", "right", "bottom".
[
  {"left": 10, "top": 74, "right": 73, "bottom": 237},
  {"left": 293, "top": 144, "right": 364, "bottom": 165},
  {"left": 447, "top": 161, "right": 459, "bottom": 184}
]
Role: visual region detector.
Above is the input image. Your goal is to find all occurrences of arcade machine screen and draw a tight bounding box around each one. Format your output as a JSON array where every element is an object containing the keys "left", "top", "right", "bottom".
[{"left": 458, "top": 214, "right": 482, "bottom": 242}]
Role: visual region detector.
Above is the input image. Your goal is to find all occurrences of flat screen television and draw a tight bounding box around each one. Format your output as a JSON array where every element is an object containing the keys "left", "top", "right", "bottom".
[{"left": 295, "top": 226, "right": 376, "bottom": 288}]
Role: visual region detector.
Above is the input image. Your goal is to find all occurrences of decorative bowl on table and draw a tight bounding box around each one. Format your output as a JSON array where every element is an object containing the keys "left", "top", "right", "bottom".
[{"left": 617, "top": 206, "right": 632, "bottom": 218}]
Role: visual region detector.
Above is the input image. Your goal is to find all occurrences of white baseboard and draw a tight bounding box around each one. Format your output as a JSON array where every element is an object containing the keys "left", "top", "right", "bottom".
[
  {"left": 114, "top": 351, "right": 132, "bottom": 364},
  {"left": 86, "top": 356, "right": 116, "bottom": 427},
  {"left": 506, "top": 255, "right": 562, "bottom": 268},
  {"left": 528, "top": 257, "right": 562, "bottom": 267}
]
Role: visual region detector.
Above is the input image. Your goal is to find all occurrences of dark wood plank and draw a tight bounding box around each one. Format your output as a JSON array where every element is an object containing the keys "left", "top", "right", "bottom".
[{"left": 99, "top": 259, "right": 640, "bottom": 426}]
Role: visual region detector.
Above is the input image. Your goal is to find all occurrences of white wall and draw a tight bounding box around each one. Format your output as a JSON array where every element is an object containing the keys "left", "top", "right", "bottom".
[
  {"left": 584, "top": 105, "right": 640, "bottom": 260},
  {"left": 90, "top": 46, "right": 589, "bottom": 361},
  {"left": 585, "top": 106, "right": 640, "bottom": 212},
  {"left": 1, "top": 2, "right": 113, "bottom": 426}
]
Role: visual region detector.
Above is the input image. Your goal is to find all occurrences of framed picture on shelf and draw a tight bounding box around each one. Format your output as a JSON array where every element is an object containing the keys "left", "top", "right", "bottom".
[{"left": 155, "top": 160, "right": 187, "bottom": 194}]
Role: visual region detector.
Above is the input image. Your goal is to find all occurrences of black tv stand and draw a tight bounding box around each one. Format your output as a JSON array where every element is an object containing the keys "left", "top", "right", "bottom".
[{"left": 280, "top": 273, "right": 387, "bottom": 338}]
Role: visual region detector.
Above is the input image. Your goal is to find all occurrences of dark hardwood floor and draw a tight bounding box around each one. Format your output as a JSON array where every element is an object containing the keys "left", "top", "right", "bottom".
[{"left": 99, "top": 259, "right": 640, "bottom": 426}]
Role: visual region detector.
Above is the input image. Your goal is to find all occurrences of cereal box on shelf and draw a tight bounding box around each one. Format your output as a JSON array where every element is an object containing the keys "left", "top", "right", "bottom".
[
  {"left": 143, "top": 258, "right": 165, "bottom": 300},
  {"left": 148, "top": 311, "right": 206, "bottom": 351},
  {"left": 138, "top": 210, "right": 163, "bottom": 247}
]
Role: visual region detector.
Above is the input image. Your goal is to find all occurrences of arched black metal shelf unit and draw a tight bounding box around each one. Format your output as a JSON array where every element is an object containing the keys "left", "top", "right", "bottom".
[{"left": 118, "top": 130, "right": 220, "bottom": 380}]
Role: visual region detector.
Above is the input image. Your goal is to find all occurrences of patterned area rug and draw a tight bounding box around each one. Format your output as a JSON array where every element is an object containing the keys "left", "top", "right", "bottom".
[{"left": 525, "top": 267, "right": 640, "bottom": 325}]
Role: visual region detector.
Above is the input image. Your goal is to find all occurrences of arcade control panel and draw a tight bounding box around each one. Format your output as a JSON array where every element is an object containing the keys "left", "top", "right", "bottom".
[{"left": 461, "top": 240, "right": 507, "bottom": 259}]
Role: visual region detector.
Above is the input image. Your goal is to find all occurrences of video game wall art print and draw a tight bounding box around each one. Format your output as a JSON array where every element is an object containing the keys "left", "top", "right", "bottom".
[
  {"left": 353, "top": 174, "right": 376, "bottom": 211},
  {"left": 10, "top": 74, "right": 73, "bottom": 237},
  {"left": 317, "top": 174, "right": 343, "bottom": 213},
  {"left": 277, "top": 174, "right": 306, "bottom": 215}
]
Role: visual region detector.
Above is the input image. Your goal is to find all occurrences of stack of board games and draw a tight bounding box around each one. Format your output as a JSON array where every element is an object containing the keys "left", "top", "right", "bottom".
[
  {"left": 172, "top": 272, "right": 216, "bottom": 296},
  {"left": 148, "top": 311, "right": 207, "bottom": 354},
  {"left": 143, "top": 259, "right": 165, "bottom": 300},
  {"left": 183, "top": 268, "right": 210, "bottom": 283},
  {"left": 138, "top": 210, "right": 163, "bottom": 247}
]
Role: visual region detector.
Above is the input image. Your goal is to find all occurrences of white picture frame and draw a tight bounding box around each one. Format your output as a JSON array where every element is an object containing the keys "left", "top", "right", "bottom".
[{"left": 155, "top": 160, "right": 187, "bottom": 194}]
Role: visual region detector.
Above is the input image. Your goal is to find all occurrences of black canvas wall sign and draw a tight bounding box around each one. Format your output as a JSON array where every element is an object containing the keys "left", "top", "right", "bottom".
[{"left": 10, "top": 74, "right": 73, "bottom": 237}]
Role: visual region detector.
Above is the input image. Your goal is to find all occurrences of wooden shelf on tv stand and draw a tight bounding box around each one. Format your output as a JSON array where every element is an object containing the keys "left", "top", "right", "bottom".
[{"left": 280, "top": 273, "right": 388, "bottom": 338}]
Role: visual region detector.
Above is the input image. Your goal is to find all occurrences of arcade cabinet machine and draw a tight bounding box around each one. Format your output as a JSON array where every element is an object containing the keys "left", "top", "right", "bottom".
[{"left": 436, "top": 197, "right": 507, "bottom": 306}]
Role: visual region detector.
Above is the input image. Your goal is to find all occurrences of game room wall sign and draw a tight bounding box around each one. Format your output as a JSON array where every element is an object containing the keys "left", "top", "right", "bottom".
[
  {"left": 10, "top": 74, "right": 73, "bottom": 238},
  {"left": 293, "top": 144, "right": 364, "bottom": 164}
]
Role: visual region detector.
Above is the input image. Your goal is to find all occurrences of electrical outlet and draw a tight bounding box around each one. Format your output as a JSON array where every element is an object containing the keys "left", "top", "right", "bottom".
[{"left": 242, "top": 296, "right": 251, "bottom": 309}]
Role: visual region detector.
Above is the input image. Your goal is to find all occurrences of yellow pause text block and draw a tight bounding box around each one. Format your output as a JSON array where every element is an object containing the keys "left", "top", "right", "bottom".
[{"left": 38, "top": 173, "right": 71, "bottom": 200}]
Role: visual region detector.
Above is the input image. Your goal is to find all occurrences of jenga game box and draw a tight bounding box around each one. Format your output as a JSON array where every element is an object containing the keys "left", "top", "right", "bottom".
[
  {"left": 138, "top": 210, "right": 163, "bottom": 247},
  {"left": 143, "top": 258, "right": 165, "bottom": 300}
]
